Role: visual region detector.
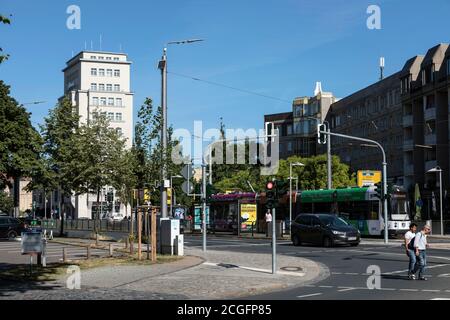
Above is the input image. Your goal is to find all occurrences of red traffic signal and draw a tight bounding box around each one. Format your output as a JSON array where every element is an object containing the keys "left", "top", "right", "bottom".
[{"left": 266, "top": 182, "right": 275, "bottom": 190}]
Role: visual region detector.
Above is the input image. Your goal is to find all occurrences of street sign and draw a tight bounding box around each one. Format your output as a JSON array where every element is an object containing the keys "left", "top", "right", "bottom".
[
  {"left": 181, "top": 164, "right": 195, "bottom": 180},
  {"left": 182, "top": 181, "right": 194, "bottom": 195},
  {"left": 21, "top": 232, "right": 43, "bottom": 255},
  {"left": 357, "top": 170, "right": 382, "bottom": 187}
]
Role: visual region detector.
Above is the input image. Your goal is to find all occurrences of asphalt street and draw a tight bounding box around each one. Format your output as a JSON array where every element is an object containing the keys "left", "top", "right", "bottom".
[
  {"left": 0, "top": 240, "right": 113, "bottom": 270},
  {"left": 184, "top": 235, "right": 450, "bottom": 300}
]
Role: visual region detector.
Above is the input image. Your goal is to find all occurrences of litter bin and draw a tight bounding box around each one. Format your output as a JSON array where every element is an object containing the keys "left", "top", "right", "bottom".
[{"left": 268, "top": 221, "right": 283, "bottom": 238}]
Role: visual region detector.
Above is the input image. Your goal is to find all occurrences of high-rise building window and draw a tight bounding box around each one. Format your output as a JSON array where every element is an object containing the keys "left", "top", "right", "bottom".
[
  {"left": 99, "top": 84, "right": 105, "bottom": 91},
  {"left": 114, "top": 57, "right": 120, "bottom": 61},
  {"left": 114, "top": 84, "right": 120, "bottom": 92},
  {"left": 116, "top": 128, "right": 123, "bottom": 135},
  {"left": 98, "top": 56, "right": 104, "bottom": 60},
  {"left": 116, "top": 98, "right": 123, "bottom": 106},
  {"left": 90, "top": 56, "right": 97, "bottom": 60},
  {"left": 287, "top": 142, "right": 293, "bottom": 152},
  {"left": 91, "top": 68, "right": 97, "bottom": 76},
  {"left": 90, "top": 83, "right": 97, "bottom": 91},
  {"left": 106, "top": 57, "right": 112, "bottom": 61},
  {"left": 99, "top": 69, "right": 105, "bottom": 77},
  {"left": 115, "top": 113, "right": 123, "bottom": 121},
  {"left": 107, "top": 112, "right": 114, "bottom": 120},
  {"left": 100, "top": 97, "right": 107, "bottom": 106},
  {"left": 92, "top": 97, "right": 99, "bottom": 106},
  {"left": 107, "top": 84, "right": 113, "bottom": 92},
  {"left": 287, "top": 125, "right": 293, "bottom": 135},
  {"left": 114, "top": 69, "right": 120, "bottom": 77},
  {"left": 108, "top": 98, "right": 114, "bottom": 106},
  {"left": 107, "top": 69, "right": 113, "bottom": 77}
]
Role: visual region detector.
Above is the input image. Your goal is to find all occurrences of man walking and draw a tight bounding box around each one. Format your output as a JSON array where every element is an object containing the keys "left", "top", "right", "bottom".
[
  {"left": 405, "top": 223, "right": 418, "bottom": 280},
  {"left": 413, "top": 225, "right": 431, "bottom": 281},
  {"left": 265, "top": 210, "right": 273, "bottom": 237}
]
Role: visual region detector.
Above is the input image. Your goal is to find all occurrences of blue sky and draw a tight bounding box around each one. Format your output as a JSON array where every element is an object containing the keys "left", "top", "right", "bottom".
[{"left": 1, "top": 0, "right": 449, "bottom": 135}]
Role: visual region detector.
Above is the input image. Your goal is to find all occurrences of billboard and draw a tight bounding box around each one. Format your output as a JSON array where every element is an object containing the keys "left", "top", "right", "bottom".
[
  {"left": 357, "top": 170, "right": 382, "bottom": 187},
  {"left": 240, "top": 204, "right": 257, "bottom": 232}
]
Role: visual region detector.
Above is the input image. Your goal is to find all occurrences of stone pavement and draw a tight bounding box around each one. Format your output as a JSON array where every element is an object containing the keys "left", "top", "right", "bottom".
[{"left": 0, "top": 246, "right": 328, "bottom": 300}]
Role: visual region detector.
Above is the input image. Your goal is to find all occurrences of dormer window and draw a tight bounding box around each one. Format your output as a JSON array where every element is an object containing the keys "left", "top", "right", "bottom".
[
  {"left": 422, "top": 64, "right": 435, "bottom": 85},
  {"left": 401, "top": 75, "right": 411, "bottom": 94}
]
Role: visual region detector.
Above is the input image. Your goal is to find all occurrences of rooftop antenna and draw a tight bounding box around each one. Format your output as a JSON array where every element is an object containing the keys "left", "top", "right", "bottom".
[{"left": 379, "top": 57, "right": 385, "bottom": 81}]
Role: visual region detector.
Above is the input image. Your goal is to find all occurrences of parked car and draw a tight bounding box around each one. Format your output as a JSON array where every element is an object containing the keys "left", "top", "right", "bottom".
[
  {"left": 0, "top": 216, "right": 27, "bottom": 239},
  {"left": 291, "top": 214, "right": 361, "bottom": 247}
]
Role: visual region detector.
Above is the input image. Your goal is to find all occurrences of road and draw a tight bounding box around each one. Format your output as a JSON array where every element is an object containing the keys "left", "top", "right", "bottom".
[
  {"left": 184, "top": 235, "right": 450, "bottom": 300},
  {"left": 0, "top": 240, "right": 113, "bottom": 270}
]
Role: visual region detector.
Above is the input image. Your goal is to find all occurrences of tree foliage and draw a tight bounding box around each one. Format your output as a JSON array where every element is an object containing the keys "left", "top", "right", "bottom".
[{"left": 0, "top": 14, "right": 12, "bottom": 64}]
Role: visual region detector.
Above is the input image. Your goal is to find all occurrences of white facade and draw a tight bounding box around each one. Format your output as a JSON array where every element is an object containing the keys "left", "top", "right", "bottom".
[{"left": 63, "top": 51, "right": 134, "bottom": 219}]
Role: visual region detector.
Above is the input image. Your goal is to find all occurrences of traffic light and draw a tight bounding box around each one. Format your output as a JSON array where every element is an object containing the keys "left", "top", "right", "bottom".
[
  {"left": 386, "top": 183, "right": 394, "bottom": 200},
  {"left": 266, "top": 181, "right": 277, "bottom": 210},
  {"left": 181, "top": 163, "right": 195, "bottom": 195},
  {"left": 374, "top": 182, "right": 383, "bottom": 200},
  {"left": 317, "top": 123, "right": 328, "bottom": 145}
]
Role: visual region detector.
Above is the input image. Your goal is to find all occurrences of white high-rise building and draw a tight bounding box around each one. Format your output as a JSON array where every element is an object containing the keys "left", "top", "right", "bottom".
[{"left": 62, "top": 51, "right": 134, "bottom": 219}]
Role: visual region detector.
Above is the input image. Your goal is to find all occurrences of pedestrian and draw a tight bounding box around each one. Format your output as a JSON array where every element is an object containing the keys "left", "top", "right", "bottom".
[
  {"left": 265, "top": 210, "right": 273, "bottom": 237},
  {"left": 412, "top": 224, "right": 431, "bottom": 281},
  {"left": 404, "top": 223, "right": 418, "bottom": 280}
]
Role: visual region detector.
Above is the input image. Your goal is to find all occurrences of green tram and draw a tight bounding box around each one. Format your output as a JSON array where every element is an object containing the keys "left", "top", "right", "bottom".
[{"left": 296, "top": 187, "right": 411, "bottom": 237}]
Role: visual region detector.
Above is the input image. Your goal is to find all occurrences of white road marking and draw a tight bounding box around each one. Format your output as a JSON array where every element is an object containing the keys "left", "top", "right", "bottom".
[
  {"left": 297, "top": 293, "right": 323, "bottom": 299},
  {"left": 203, "top": 262, "right": 305, "bottom": 277},
  {"left": 422, "top": 290, "right": 441, "bottom": 293},
  {"left": 338, "top": 288, "right": 356, "bottom": 292},
  {"left": 319, "top": 286, "right": 334, "bottom": 288},
  {"left": 400, "top": 289, "right": 419, "bottom": 292}
]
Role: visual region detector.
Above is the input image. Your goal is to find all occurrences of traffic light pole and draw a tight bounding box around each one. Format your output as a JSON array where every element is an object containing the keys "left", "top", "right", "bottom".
[
  {"left": 202, "top": 164, "right": 207, "bottom": 252},
  {"left": 272, "top": 208, "right": 277, "bottom": 275},
  {"left": 318, "top": 129, "right": 389, "bottom": 244}
]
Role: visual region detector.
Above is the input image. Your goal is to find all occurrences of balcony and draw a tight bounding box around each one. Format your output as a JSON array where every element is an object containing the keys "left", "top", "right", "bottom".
[
  {"left": 424, "top": 134, "right": 437, "bottom": 145},
  {"left": 403, "top": 139, "right": 414, "bottom": 151},
  {"left": 424, "top": 107, "right": 436, "bottom": 121},
  {"left": 404, "top": 164, "right": 414, "bottom": 176},
  {"left": 425, "top": 160, "right": 438, "bottom": 172},
  {"left": 403, "top": 114, "right": 413, "bottom": 127}
]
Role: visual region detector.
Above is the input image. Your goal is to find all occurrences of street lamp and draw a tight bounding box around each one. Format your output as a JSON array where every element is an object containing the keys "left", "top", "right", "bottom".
[
  {"left": 289, "top": 162, "right": 305, "bottom": 235},
  {"left": 427, "top": 166, "right": 444, "bottom": 236},
  {"left": 170, "top": 175, "right": 183, "bottom": 217},
  {"left": 158, "top": 39, "right": 204, "bottom": 218}
]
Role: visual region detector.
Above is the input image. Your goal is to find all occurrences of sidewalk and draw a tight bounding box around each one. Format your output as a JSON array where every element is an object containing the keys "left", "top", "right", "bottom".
[{"left": 0, "top": 243, "right": 328, "bottom": 300}]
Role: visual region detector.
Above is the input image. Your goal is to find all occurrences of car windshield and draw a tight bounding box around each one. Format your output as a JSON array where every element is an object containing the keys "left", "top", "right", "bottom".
[{"left": 318, "top": 216, "right": 349, "bottom": 227}]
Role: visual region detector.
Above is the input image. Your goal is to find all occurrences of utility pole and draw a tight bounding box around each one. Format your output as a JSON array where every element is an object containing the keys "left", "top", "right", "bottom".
[
  {"left": 327, "top": 124, "right": 332, "bottom": 190},
  {"left": 202, "top": 164, "right": 207, "bottom": 252},
  {"left": 158, "top": 48, "right": 168, "bottom": 218},
  {"left": 272, "top": 207, "right": 277, "bottom": 275}
]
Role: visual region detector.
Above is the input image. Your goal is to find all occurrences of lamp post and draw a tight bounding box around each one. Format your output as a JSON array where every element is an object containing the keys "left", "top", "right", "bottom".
[
  {"left": 427, "top": 166, "right": 444, "bottom": 236},
  {"left": 289, "top": 162, "right": 304, "bottom": 235},
  {"left": 170, "top": 175, "right": 183, "bottom": 217},
  {"left": 158, "top": 39, "right": 204, "bottom": 218}
]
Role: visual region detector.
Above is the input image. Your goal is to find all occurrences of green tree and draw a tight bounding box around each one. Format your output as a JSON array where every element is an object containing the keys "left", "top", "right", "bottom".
[
  {"left": 113, "top": 150, "right": 137, "bottom": 216},
  {"left": 0, "top": 80, "right": 42, "bottom": 216},
  {"left": 0, "top": 14, "right": 11, "bottom": 64},
  {"left": 0, "top": 190, "right": 13, "bottom": 214},
  {"left": 40, "top": 97, "right": 80, "bottom": 234}
]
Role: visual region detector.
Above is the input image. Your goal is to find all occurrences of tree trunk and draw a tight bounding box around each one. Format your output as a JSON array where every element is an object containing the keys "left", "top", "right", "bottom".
[
  {"left": 59, "top": 191, "right": 65, "bottom": 237},
  {"left": 13, "top": 177, "right": 20, "bottom": 218}
]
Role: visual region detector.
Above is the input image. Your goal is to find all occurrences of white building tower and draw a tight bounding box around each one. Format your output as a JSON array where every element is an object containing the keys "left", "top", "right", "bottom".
[{"left": 62, "top": 51, "right": 134, "bottom": 219}]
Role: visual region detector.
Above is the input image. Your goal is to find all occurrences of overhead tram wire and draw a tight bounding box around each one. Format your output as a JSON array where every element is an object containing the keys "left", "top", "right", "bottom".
[{"left": 167, "top": 71, "right": 292, "bottom": 105}]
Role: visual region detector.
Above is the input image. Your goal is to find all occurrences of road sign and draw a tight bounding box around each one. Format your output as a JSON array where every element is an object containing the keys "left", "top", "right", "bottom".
[
  {"left": 182, "top": 181, "right": 194, "bottom": 195},
  {"left": 21, "top": 232, "right": 43, "bottom": 255},
  {"left": 182, "top": 164, "right": 195, "bottom": 180},
  {"left": 357, "top": 170, "right": 382, "bottom": 187}
]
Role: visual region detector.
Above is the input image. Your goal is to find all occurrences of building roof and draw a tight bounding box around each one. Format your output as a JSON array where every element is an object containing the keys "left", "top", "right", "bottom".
[
  {"left": 264, "top": 112, "right": 293, "bottom": 122},
  {"left": 421, "top": 43, "right": 449, "bottom": 66}
]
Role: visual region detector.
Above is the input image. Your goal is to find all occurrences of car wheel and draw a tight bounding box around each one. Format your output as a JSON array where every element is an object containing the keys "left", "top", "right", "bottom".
[
  {"left": 323, "top": 236, "right": 333, "bottom": 248},
  {"left": 7, "top": 230, "right": 18, "bottom": 240},
  {"left": 350, "top": 243, "right": 359, "bottom": 247},
  {"left": 292, "top": 234, "right": 302, "bottom": 247}
]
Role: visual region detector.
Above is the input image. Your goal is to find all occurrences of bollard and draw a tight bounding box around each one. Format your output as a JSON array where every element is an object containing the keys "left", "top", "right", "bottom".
[
  {"left": 87, "top": 245, "right": 91, "bottom": 260},
  {"left": 109, "top": 244, "right": 113, "bottom": 257},
  {"left": 63, "top": 248, "right": 67, "bottom": 263}
]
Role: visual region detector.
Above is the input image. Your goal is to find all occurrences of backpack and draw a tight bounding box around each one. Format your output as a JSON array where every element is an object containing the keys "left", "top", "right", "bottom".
[{"left": 407, "top": 235, "right": 416, "bottom": 250}]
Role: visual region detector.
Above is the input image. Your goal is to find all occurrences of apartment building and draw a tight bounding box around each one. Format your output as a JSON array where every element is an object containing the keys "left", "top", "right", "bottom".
[
  {"left": 325, "top": 73, "right": 404, "bottom": 183},
  {"left": 264, "top": 84, "right": 336, "bottom": 159},
  {"left": 400, "top": 44, "right": 450, "bottom": 205},
  {"left": 61, "top": 51, "right": 134, "bottom": 219}
]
